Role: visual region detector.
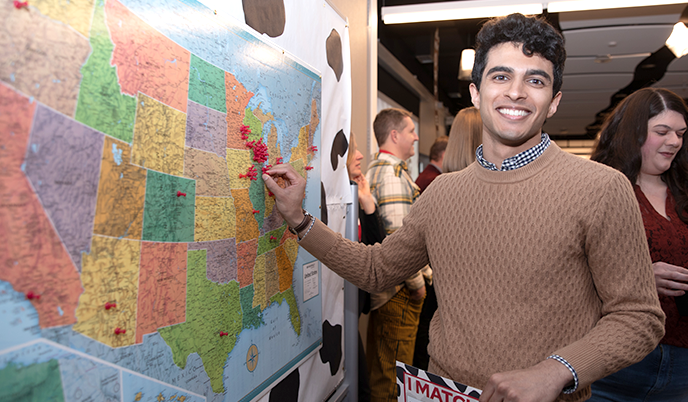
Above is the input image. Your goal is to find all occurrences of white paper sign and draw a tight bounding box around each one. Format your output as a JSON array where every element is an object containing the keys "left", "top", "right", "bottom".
[{"left": 303, "top": 261, "right": 319, "bottom": 301}]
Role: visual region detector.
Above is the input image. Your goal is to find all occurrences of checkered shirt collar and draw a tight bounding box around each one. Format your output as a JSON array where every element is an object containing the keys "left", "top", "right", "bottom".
[
  {"left": 476, "top": 133, "right": 551, "bottom": 171},
  {"left": 374, "top": 152, "right": 409, "bottom": 177}
]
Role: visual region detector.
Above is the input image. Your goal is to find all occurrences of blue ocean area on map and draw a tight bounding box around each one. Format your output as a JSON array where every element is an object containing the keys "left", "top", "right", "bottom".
[
  {"left": 123, "top": 371, "right": 205, "bottom": 402},
  {"left": 0, "top": 281, "right": 41, "bottom": 350}
]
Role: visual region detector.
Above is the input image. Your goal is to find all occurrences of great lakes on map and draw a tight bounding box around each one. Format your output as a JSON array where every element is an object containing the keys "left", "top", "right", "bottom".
[{"left": 0, "top": 0, "right": 322, "bottom": 400}]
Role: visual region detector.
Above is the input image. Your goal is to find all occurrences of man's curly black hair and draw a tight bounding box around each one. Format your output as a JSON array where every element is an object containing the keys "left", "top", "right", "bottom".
[{"left": 471, "top": 13, "right": 566, "bottom": 97}]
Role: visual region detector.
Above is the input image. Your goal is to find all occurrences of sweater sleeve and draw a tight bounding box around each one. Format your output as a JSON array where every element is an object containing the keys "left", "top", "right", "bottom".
[
  {"left": 552, "top": 173, "right": 665, "bottom": 388},
  {"left": 298, "top": 200, "right": 431, "bottom": 294}
]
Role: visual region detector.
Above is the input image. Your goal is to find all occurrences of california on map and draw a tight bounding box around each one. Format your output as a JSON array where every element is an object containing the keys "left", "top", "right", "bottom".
[{"left": 0, "top": 0, "right": 322, "bottom": 400}]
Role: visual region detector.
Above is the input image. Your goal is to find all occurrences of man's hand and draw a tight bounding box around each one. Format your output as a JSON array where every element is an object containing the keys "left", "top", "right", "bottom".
[
  {"left": 479, "top": 359, "right": 572, "bottom": 402},
  {"left": 653, "top": 261, "right": 688, "bottom": 296},
  {"left": 262, "top": 164, "right": 307, "bottom": 228}
]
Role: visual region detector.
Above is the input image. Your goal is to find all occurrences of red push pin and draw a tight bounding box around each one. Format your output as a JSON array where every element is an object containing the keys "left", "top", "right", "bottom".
[
  {"left": 252, "top": 209, "right": 259, "bottom": 214},
  {"left": 13, "top": 1, "right": 29, "bottom": 9},
  {"left": 177, "top": 191, "right": 186, "bottom": 197},
  {"left": 114, "top": 327, "right": 126, "bottom": 335},
  {"left": 309, "top": 146, "right": 318, "bottom": 152},
  {"left": 268, "top": 191, "right": 274, "bottom": 197},
  {"left": 305, "top": 166, "right": 314, "bottom": 171},
  {"left": 240, "top": 125, "right": 251, "bottom": 140},
  {"left": 270, "top": 235, "right": 277, "bottom": 241},
  {"left": 219, "top": 331, "right": 228, "bottom": 337},
  {"left": 105, "top": 302, "right": 117, "bottom": 310},
  {"left": 26, "top": 291, "right": 41, "bottom": 300},
  {"left": 276, "top": 157, "right": 283, "bottom": 164}
]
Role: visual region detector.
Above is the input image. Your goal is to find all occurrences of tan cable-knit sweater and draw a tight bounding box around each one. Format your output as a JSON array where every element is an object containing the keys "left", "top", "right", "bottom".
[{"left": 300, "top": 143, "right": 665, "bottom": 401}]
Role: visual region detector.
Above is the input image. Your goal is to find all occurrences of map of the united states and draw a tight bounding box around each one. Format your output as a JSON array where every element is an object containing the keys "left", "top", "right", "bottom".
[{"left": 0, "top": 0, "right": 322, "bottom": 400}]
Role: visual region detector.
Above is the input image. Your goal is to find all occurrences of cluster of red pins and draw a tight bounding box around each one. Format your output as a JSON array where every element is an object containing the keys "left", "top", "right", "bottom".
[
  {"left": 276, "top": 157, "right": 283, "bottom": 164},
  {"left": 239, "top": 165, "right": 258, "bottom": 181},
  {"left": 13, "top": 0, "right": 28, "bottom": 9},
  {"left": 261, "top": 165, "right": 272, "bottom": 175},
  {"left": 114, "top": 327, "right": 126, "bottom": 335},
  {"left": 219, "top": 331, "right": 229, "bottom": 337},
  {"left": 309, "top": 146, "right": 318, "bottom": 153},
  {"left": 246, "top": 140, "right": 269, "bottom": 164},
  {"left": 104, "top": 302, "right": 117, "bottom": 310},
  {"left": 240, "top": 125, "right": 251, "bottom": 140},
  {"left": 177, "top": 191, "right": 186, "bottom": 197},
  {"left": 26, "top": 291, "right": 40, "bottom": 300}
]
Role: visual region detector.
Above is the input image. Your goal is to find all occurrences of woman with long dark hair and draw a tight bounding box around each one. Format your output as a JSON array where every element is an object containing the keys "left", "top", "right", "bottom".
[{"left": 590, "top": 87, "right": 688, "bottom": 401}]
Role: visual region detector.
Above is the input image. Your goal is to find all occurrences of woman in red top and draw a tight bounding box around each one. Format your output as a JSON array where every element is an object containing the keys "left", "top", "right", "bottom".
[{"left": 590, "top": 87, "right": 688, "bottom": 401}]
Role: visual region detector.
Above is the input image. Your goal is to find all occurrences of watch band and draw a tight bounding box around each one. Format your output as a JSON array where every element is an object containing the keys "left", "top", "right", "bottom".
[{"left": 289, "top": 211, "right": 312, "bottom": 234}]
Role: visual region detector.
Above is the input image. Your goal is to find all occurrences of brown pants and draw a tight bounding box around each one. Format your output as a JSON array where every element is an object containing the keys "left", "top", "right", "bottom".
[{"left": 366, "top": 287, "right": 424, "bottom": 402}]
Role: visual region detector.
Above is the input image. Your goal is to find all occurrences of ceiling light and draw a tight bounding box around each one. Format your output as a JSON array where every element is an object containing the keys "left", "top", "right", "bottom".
[
  {"left": 381, "top": 0, "right": 688, "bottom": 24},
  {"left": 666, "top": 22, "right": 688, "bottom": 58},
  {"left": 547, "top": 0, "right": 688, "bottom": 13},
  {"left": 381, "top": 0, "right": 543, "bottom": 24},
  {"left": 459, "top": 49, "right": 475, "bottom": 80}
]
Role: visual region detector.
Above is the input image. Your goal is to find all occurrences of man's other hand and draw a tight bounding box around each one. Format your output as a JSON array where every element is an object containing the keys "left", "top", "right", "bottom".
[{"left": 479, "top": 359, "right": 573, "bottom": 402}]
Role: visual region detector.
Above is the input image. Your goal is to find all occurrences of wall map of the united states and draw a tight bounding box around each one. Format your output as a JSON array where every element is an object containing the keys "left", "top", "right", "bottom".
[{"left": 0, "top": 0, "right": 322, "bottom": 401}]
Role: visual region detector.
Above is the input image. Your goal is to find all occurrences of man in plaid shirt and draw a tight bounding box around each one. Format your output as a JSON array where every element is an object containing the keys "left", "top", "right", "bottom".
[{"left": 365, "top": 108, "right": 432, "bottom": 401}]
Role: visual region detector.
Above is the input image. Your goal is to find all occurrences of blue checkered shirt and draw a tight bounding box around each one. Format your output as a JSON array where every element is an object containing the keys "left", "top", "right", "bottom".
[{"left": 476, "top": 133, "right": 551, "bottom": 171}]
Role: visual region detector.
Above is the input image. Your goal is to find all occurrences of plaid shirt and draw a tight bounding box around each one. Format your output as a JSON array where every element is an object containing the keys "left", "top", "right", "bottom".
[
  {"left": 366, "top": 152, "right": 430, "bottom": 310},
  {"left": 476, "top": 132, "right": 551, "bottom": 171}
]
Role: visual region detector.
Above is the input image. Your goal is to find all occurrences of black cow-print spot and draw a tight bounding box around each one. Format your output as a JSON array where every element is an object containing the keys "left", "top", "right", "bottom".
[
  {"left": 243, "top": 0, "right": 285, "bottom": 38},
  {"left": 330, "top": 130, "right": 348, "bottom": 171},
  {"left": 326, "top": 29, "right": 343, "bottom": 82},
  {"left": 320, "top": 182, "right": 328, "bottom": 225},
  {"left": 269, "top": 367, "right": 299, "bottom": 402},
  {"left": 319, "top": 320, "right": 342, "bottom": 375}
]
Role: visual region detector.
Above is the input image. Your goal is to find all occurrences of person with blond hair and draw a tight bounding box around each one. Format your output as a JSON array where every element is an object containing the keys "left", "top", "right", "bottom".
[{"left": 443, "top": 107, "right": 482, "bottom": 173}]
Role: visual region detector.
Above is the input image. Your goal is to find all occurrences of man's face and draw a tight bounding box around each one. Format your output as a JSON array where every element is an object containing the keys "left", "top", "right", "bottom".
[
  {"left": 394, "top": 116, "right": 418, "bottom": 160},
  {"left": 469, "top": 42, "right": 561, "bottom": 155}
]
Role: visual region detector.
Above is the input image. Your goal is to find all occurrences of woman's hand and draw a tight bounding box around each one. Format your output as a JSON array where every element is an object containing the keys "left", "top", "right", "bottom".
[
  {"left": 653, "top": 261, "right": 688, "bottom": 296},
  {"left": 352, "top": 174, "right": 376, "bottom": 215}
]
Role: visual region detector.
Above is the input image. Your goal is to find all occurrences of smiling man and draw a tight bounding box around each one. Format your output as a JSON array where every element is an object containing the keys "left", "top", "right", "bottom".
[{"left": 263, "top": 14, "right": 664, "bottom": 402}]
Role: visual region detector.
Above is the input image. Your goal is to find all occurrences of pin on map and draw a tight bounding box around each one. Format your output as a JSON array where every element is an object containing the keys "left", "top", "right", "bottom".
[
  {"left": 252, "top": 209, "right": 260, "bottom": 214},
  {"left": 13, "top": 0, "right": 29, "bottom": 9},
  {"left": 26, "top": 291, "right": 41, "bottom": 300},
  {"left": 114, "top": 327, "right": 126, "bottom": 335},
  {"left": 104, "top": 302, "right": 117, "bottom": 310},
  {"left": 219, "top": 331, "right": 229, "bottom": 337},
  {"left": 305, "top": 166, "right": 314, "bottom": 171},
  {"left": 270, "top": 235, "right": 277, "bottom": 241},
  {"left": 309, "top": 146, "right": 318, "bottom": 152},
  {"left": 239, "top": 165, "right": 258, "bottom": 180},
  {"left": 177, "top": 191, "right": 186, "bottom": 197}
]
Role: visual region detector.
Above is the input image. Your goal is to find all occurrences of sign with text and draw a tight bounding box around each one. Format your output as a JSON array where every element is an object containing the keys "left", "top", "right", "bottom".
[
  {"left": 396, "top": 362, "right": 482, "bottom": 402},
  {"left": 303, "top": 260, "right": 320, "bottom": 301}
]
